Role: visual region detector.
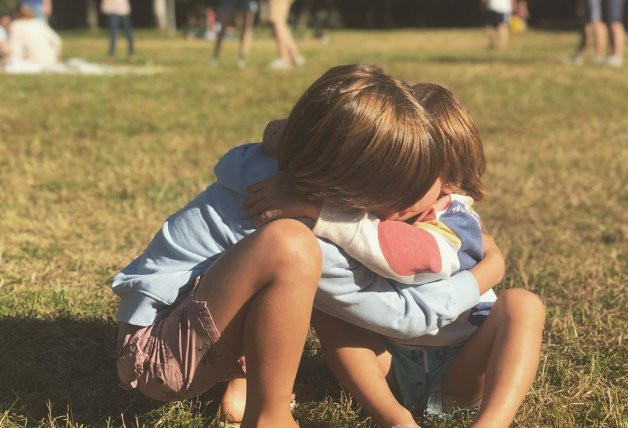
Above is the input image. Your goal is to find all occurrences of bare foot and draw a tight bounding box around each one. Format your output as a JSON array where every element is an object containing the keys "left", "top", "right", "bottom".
[
  {"left": 221, "top": 377, "right": 247, "bottom": 423},
  {"left": 220, "top": 377, "right": 297, "bottom": 424}
]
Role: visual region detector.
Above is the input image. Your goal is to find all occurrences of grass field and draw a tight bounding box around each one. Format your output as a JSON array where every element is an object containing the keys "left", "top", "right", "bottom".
[{"left": 0, "top": 28, "right": 626, "bottom": 427}]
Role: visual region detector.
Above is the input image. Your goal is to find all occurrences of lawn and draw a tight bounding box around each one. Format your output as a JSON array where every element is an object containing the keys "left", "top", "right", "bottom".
[{"left": 0, "top": 28, "right": 626, "bottom": 427}]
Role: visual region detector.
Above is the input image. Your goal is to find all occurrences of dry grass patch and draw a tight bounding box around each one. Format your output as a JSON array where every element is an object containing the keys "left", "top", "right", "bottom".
[{"left": 0, "top": 28, "right": 626, "bottom": 427}]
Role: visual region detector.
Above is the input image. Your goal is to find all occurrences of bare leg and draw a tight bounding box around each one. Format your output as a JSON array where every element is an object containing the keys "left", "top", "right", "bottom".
[
  {"left": 497, "top": 23, "right": 509, "bottom": 49},
  {"left": 271, "top": 21, "right": 291, "bottom": 62},
  {"left": 212, "top": 10, "right": 234, "bottom": 64},
  {"left": 312, "top": 311, "right": 417, "bottom": 428},
  {"left": 195, "top": 219, "right": 322, "bottom": 428},
  {"left": 592, "top": 20, "right": 608, "bottom": 59},
  {"left": 441, "top": 289, "right": 545, "bottom": 428},
  {"left": 238, "top": 12, "right": 255, "bottom": 62},
  {"left": 282, "top": 25, "right": 302, "bottom": 63},
  {"left": 609, "top": 22, "right": 625, "bottom": 59},
  {"left": 485, "top": 25, "right": 496, "bottom": 49}
]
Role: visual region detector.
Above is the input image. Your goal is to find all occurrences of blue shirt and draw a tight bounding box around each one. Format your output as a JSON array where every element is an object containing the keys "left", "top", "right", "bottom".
[{"left": 112, "top": 143, "right": 482, "bottom": 342}]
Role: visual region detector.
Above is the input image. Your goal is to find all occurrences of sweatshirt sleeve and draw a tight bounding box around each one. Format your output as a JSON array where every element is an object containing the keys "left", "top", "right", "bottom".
[
  {"left": 437, "top": 195, "right": 483, "bottom": 270},
  {"left": 314, "top": 238, "right": 480, "bottom": 340},
  {"left": 313, "top": 203, "right": 461, "bottom": 284}
]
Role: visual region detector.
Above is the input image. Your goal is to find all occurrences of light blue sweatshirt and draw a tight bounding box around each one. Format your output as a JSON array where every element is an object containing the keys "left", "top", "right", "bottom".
[{"left": 112, "top": 143, "right": 481, "bottom": 341}]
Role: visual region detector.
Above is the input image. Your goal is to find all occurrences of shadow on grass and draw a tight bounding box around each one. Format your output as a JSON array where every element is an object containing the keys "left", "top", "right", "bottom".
[
  {"left": 0, "top": 317, "right": 340, "bottom": 426},
  {"left": 0, "top": 317, "right": 188, "bottom": 425}
]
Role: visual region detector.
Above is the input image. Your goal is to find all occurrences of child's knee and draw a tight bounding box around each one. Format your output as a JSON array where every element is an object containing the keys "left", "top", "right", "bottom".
[
  {"left": 496, "top": 288, "right": 545, "bottom": 324},
  {"left": 258, "top": 219, "right": 322, "bottom": 274}
]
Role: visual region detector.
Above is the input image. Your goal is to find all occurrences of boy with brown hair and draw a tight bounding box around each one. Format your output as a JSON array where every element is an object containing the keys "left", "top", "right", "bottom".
[
  {"left": 114, "top": 64, "right": 507, "bottom": 428},
  {"left": 240, "top": 80, "right": 544, "bottom": 427}
]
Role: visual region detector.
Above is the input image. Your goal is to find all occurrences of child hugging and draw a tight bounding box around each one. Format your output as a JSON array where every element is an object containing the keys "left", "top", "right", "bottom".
[{"left": 112, "top": 64, "right": 544, "bottom": 428}]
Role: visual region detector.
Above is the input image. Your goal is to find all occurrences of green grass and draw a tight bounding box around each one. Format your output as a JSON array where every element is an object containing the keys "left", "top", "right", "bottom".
[{"left": 1, "top": 28, "right": 626, "bottom": 427}]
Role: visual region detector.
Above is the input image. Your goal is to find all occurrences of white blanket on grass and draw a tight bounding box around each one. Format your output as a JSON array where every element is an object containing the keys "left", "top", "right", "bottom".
[{"left": 3, "top": 58, "right": 162, "bottom": 75}]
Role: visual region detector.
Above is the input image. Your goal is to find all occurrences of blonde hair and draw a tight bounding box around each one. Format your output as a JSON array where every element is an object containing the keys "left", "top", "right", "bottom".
[
  {"left": 412, "top": 83, "right": 486, "bottom": 201},
  {"left": 277, "top": 64, "right": 443, "bottom": 212}
]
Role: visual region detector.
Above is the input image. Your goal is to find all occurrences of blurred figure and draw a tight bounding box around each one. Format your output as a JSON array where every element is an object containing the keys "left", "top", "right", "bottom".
[
  {"left": 6, "top": 5, "right": 61, "bottom": 71},
  {"left": 566, "top": 0, "right": 624, "bottom": 66},
  {"left": 267, "top": 0, "right": 304, "bottom": 69},
  {"left": 211, "top": 0, "right": 258, "bottom": 68},
  {"left": 18, "top": 0, "right": 51, "bottom": 21},
  {"left": 101, "top": 0, "right": 134, "bottom": 62},
  {"left": 604, "top": 0, "right": 624, "bottom": 66},
  {"left": 563, "top": 0, "right": 595, "bottom": 65},
  {"left": 182, "top": 15, "right": 202, "bottom": 40},
  {"left": 204, "top": 7, "right": 220, "bottom": 40},
  {"left": 585, "top": 0, "right": 609, "bottom": 63},
  {"left": 0, "top": 12, "right": 10, "bottom": 65},
  {"left": 483, "top": 0, "right": 514, "bottom": 49},
  {"left": 510, "top": 0, "right": 528, "bottom": 33}
]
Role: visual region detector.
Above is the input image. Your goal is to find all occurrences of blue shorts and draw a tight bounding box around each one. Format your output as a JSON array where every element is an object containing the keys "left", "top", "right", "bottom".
[
  {"left": 389, "top": 301, "right": 494, "bottom": 416},
  {"left": 388, "top": 343, "right": 461, "bottom": 416}
]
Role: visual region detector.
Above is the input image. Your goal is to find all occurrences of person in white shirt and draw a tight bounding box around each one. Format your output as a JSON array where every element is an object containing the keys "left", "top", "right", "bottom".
[
  {"left": 7, "top": 5, "right": 61, "bottom": 71},
  {"left": 483, "top": 0, "right": 514, "bottom": 49}
]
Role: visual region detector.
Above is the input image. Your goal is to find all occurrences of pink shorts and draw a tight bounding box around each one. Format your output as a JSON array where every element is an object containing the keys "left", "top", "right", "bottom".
[{"left": 116, "top": 277, "right": 245, "bottom": 401}]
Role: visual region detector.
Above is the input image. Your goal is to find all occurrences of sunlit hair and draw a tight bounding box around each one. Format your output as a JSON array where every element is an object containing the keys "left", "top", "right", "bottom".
[
  {"left": 412, "top": 83, "right": 486, "bottom": 201},
  {"left": 277, "top": 64, "right": 443, "bottom": 212}
]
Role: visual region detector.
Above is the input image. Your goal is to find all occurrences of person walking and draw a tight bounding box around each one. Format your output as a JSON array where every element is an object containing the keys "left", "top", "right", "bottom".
[
  {"left": 267, "top": 0, "right": 304, "bottom": 69},
  {"left": 101, "top": 0, "right": 134, "bottom": 62},
  {"left": 211, "top": 0, "right": 259, "bottom": 68}
]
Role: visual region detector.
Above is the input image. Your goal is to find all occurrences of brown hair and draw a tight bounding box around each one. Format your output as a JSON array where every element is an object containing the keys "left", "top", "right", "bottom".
[
  {"left": 277, "top": 64, "right": 443, "bottom": 212},
  {"left": 412, "top": 83, "right": 486, "bottom": 201}
]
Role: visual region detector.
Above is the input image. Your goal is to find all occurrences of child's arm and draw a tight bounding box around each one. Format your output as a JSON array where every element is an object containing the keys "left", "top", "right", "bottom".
[
  {"left": 312, "top": 203, "right": 463, "bottom": 284},
  {"left": 245, "top": 175, "right": 471, "bottom": 284},
  {"left": 469, "top": 233, "right": 505, "bottom": 295}
]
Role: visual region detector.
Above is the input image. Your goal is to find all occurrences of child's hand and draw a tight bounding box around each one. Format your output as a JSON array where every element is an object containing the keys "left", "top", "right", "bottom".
[
  {"left": 243, "top": 172, "right": 322, "bottom": 227},
  {"left": 261, "top": 119, "right": 286, "bottom": 159}
]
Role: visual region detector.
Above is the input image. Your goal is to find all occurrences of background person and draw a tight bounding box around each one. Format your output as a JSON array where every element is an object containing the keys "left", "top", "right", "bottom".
[
  {"left": 7, "top": 5, "right": 61, "bottom": 71},
  {"left": 563, "top": 0, "right": 595, "bottom": 65},
  {"left": 210, "top": 0, "right": 259, "bottom": 68},
  {"left": 483, "top": 0, "right": 514, "bottom": 49},
  {"left": 603, "top": 0, "right": 625, "bottom": 66},
  {"left": 586, "top": 0, "right": 609, "bottom": 63},
  {"left": 267, "top": 0, "right": 304, "bottom": 69},
  {"left": 101, "top": 0, "right": 134, "bottom": 62}
]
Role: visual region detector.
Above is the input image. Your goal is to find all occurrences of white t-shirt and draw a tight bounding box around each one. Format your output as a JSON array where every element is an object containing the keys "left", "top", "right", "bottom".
[
  {"left": 100, "top": 0, "right": 131, "bottom": 15},
  {"left": 0, "top": 26, "right": 7, "bottom": 43},
  {"left": 8, "top": 18, "right": 61, "bottom": 66},
  {"left": 487, "top": 0, "right": 512, "bottom": 14}
]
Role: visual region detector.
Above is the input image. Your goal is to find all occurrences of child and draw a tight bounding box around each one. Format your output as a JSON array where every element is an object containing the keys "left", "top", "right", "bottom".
[
  {"left": 482, "top": 0, "right": 513, "bottom": 50},
  {"left": 242, "top": 83, "right": 544, "bottom": 427},
  {"left": 113, "top": 65, "right": 504, "bottom": 427}
]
